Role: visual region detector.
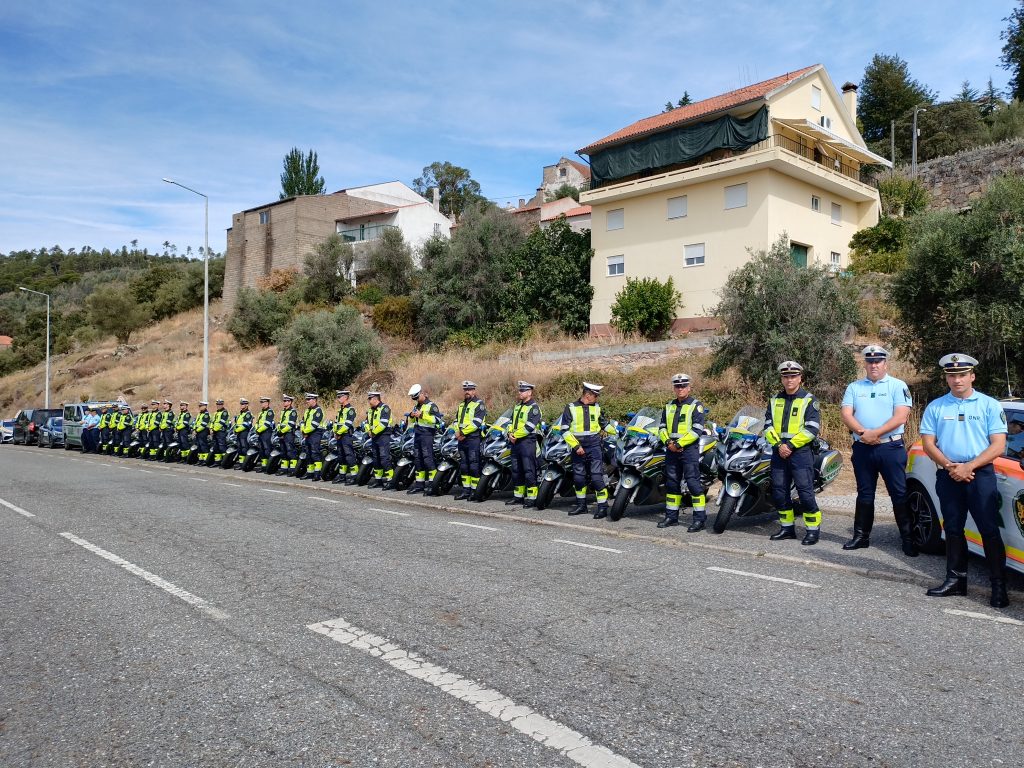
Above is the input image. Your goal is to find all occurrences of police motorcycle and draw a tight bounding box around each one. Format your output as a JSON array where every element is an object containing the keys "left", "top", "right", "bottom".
[
  {"left": 293, "top": 427, "right": 332, "bottom": 480},
  {"left": 535, "top": 415, "right": 620, "bottom": 511},
  {"left": 389, "top": 418, "right": 417, "bottom": 490},
  {"left": 711, "top": 406, "right": 842, "bottom": 534},
  {"left": 430, "top": 426, "right": 462, "bottom": 497},
  {"left": 238, "top": 425, "right": 263, "bottom": 472},
  {"left": 264, "top": 433, "right": 284, "bottom": 475},
  {"left": 321, "top": 425, "right": 341, "bottom": 481},
  {"left": 608, "top": 407, "right": 719, "bottom": 522},
  {"left": 475, "top": 409, "right": 536, "bottom": 501},
  {"left": 221, "top": 430, "right": 241, "bottom": 469}
]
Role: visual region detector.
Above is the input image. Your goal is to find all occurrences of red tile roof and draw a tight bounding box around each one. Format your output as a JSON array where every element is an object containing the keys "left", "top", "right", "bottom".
[
  {"left": 564, "top": 158, "right": 591, "bottom": 179},
  {"left": 578, "top": 64, "right": 819, "bottom": 154},
  {"left": 561, "top": 205, "right": 591, "bottom": 217},
  {"left": 0, "top": 335, "right": 12, "bottom": 347}
]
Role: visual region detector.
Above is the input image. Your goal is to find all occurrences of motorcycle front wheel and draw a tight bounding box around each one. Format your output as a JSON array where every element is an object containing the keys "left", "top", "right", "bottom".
[
  {"left": 535, "top": 478, "right": 557, "bottom": 511},
  {"left": 712, "top": 494, "right": 739, "bottom": 534},
  {"left": 609, "top": 486, "right": 631, "bottom": 522},
  {"left": 476, "top": 472, "right": 497, "bottom": 501}
]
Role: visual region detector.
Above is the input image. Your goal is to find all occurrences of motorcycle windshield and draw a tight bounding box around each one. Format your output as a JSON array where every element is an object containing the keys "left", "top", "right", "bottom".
[
  {"left": 727, "top": 406, "right": 765, "bottom": 439},
  {"left": 543, "top": 414, "right": 569, "bottom": 455},
  {"left": 486, "top": 408, "right": 514, "bottom": 434}
]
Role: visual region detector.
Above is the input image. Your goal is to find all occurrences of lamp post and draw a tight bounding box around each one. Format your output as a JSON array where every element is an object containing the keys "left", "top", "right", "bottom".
[
  {"left": 162, "top": 178, "right": 209, "bottom": 402},
  {"left": 18, "top": 287, "right": 50, "bottom": 409},
  {"left": 911, "top": 106, "right": 927, "bottom": 179}
]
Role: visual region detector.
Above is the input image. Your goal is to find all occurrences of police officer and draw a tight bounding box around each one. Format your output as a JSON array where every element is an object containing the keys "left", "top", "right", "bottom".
[
  {"left": 155, "top": 399, "right": 174, "bottom": 459},
  {"left": 300, "top": 392, "right": 325, "bottom": 481},
  {"left": 657, "top": 373, "right": 707, "bottom": 531},
  {"left": 114, "top": 404, "right": 132, "bottom": 454},
  {"left": 175, "top": 401, "right": 193, "bottom": 462},
  {"left": 507, "top": 381, "right": 542, "bottom": 508},
  {"left": 562, "top": 382, "right": 615, "bottom": 518},
  {"left": 765, "top": 361, "right": 823, "bottom": 545},
  {"left": 146, "top": 400, "right": 162, "bottom": 459},
  {"left": 193, "top": 401, "right": 212, "bottom": 463},
  {"left": 233, "top": 398, "right": 253, "bottom": 469},
  {"left": 454, "top": 381, "right": 487, "bottom": 501},
  {"left": 82, "top": 407, "right": 100, "bottom": 453},
  {"left": 406, "top": 384, "right": 444, "bottom": 495},
  {"left": 367, "top": 388, "right": 394, "bottom": 489},
  {"left": 254, "top": 397, "right": 275, "bottom": 473},
  {"left": 136, "top": 403, "right": 150, "bottom": 458},
  {"left": 276, "top": 395, "right": 298, "bottom": 476},
  {"left": 98, "top": 404, "right": 113, "bottom": 453},
  {"left": 331, "top": 390, "right": 359, "bottom": 485},
  {"left": 841, "top": 345, "right": 915, "bottom": 555},
  {"left": 211, "top": 399, "right": 230, "bottom": 464},
  {"left": 921, "top": 354, "right": 1009, "bottom": 609}
]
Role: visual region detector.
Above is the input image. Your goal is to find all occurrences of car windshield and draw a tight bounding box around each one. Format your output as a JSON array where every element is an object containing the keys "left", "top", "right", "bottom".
[{"left": 1005, "top": 408, "right": 1024, "bottom": 458}]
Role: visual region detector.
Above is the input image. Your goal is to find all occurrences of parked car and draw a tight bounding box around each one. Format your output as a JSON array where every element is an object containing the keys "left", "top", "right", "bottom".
[
  {"left": 38, "top": 416, "right": 65, "bottom": 449},
  {"left": 62, "top": 401, "right": 125, "bottom": 450},
  {"left": 905, "top": 399, "right": 1024, "bottom": 575},
  {"left": 12, "top": 408, "right": 63, "bottom": 446},
  {"left": 1, "top": 418, "right": 14, "bottom": 444}
]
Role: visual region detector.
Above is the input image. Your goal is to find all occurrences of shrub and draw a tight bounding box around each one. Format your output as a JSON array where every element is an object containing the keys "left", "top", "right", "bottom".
[
  {"left": 257, "top": 267, "right": 301, "bottom": 293},
  {"left": 848, "top": 216, "right": 911, "bottom": 274},
  {"left": 276, "top": 305, "right": 384, "bottom": 395},
  {"left": 609, "top": 276, "right": 682, "bottom": 340},
  {"left": 86, "top": 282, "right": 152, "bottom": 344},
  {"left": 303, "top": 234, "right": 352, "bottom": 305},
  {"left": 366, "top": 228, "right": 416, "bottom": 296},
  {"left": 355, "top": 283, "right": 386, "bottom": 306},
  {"left": 226, "top": 286, "right": 299, "bottom": 348},
  {"left": 372, "top": 296, "right": 416, "bottom": 338}
]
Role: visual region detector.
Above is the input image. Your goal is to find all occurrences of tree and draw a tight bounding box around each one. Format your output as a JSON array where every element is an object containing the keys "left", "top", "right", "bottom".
[
  {"left": 877, "top": 174, "right": 929, "bottom": 217},
  {"left": 302, "top": 234, "right": 352, "bottom": 305},
  {"left": 981, "top": 77, "right": 1005, "bottom": 120},
  {"left": 990, "top": 98, "right": 1024, "bottom": 141},
  {"left": 366, "top": 227, "right": 416, "bottom": 296},
  {"left": 609, "top": 276, "right": 682, "bottom": 341},
  {"left": 277, "top": 305, "right": 384, "bottom": 395},
  {"left": 86, "top": 283, "right": 152, "bottom": 344},
  {"left": 662, "top": 92, "right": 692, "bottom": 111},
  {"left": 955, "top": 80, "right": 979, "bottom": 103},
  {"left": 517, "top": 218, "right": 594, "bottom": 336},
  {"left": 706, "top": 235, "right": 858, "bottom": 399},
  {"left": 1002, "top": 2, "right": 1024, "bottom": 102},
  {"left": 858, "top": 53, "right": 937, "bottom": 144},
  {"left": 280, "top": 147, "right": 326, "bottom": 199},
  {"left": 226, "top": 285, "right": 300, "bottom": 349},
  {"left": 916, "top": 101, "right": 990, "bottom": 161},
  {"left": 411, "top": 161, "right": 486, "bottom": 219},
  {"left": 545, "top": 183, "right": 579, "bottom": 202}
]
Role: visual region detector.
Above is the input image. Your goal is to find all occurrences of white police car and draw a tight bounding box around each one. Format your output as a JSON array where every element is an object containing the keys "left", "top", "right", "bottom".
[{"left": 905, "top": 399, "right": 1024, "bottom": 575}]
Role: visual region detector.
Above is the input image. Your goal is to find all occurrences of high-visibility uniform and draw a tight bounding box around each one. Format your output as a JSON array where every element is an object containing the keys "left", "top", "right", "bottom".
[
  {"left": 368, "top": 403, "right": 394, "bottom": 485},
  {"left": 193, "top": 410, "right": 212, "bottom": 462},
  {"left": 255, "top": 407, "right": 275, "bottom": 469},
  {"left": 508, "top": 399, "right": 541, "bottom": 502},
  {"left": 175, "top": 409, "right": 193, "bottom": 458},
  {"left": 455, "top": 397, "right": 487, "bottom": 493},
  {"left": 211, "top": 407, "right": 230, "bottom": 462},
  {"left": 562, "top": 400, "right": 616, "bottom": 511},
  {"left": 276, "top": 406, "right": 298, "bottom": 472},
  {"left": 409, "top": 398, "right": 443, "bottom": 491},
  {"left": 658, "top": 396, "right": 707, "bottom": 522},
  {"left": 765, "top": 389, "right": 821, "bottom": 530},
  {"left": 332, "top": 405, "right": 357, "bottom": 480},
  {"left": 301, "top": 405, "right": 325, "bottom": 478}
]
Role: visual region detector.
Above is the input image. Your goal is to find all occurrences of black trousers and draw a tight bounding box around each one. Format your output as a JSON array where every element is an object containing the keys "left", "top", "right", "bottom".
[
  {"left": 571, "top": 436, "right": 606, "bottom": 491},
  {"left": 414, "top": 428, "right": 437, "bottom": 473},
  {"left": 935, "top": 464, "right": 1001, "bottom": 539},
  {"left": 279, "top": 431, "right": 297, "bottom": 462},
  {"left": 372, "top": 432, "right": 392, "bottom": 470},
  {"left": 305, "top": 429, "right": 323, "bottom": 464},
  {"left": 664, "top": 444, "right": 703, "bottom": 497},
  {"left": 257, "top": 429, "right": 273, "bottom": 459},
  {"left": 852, "top": 440, "right": 907, "bottom": 506},
  {"left": 770, "top": 446, "right": 818, "bottom": 513},
  {"left": 212, "top": 430, "right": 227, "bottom": 455},
  {"left": 235, "top": 430, "right": 249, "bottom": 453},
  {"left": 195, "top": 431, "right": 211, "bottom": 456},
  {"left": 458, "top": 434, "right": 481, "bottom": 477},
  {"left": 511, "top": 436, "right": 538, "bottom": 488},
  {"left": 100, "top": 427, "right": 112, "bottom": 447},
  {"left": 177, "top": 428, "right": 192, "bottom": 452},
  {"left": 336, "top": 433, "right": 357, "bottom": 468}
]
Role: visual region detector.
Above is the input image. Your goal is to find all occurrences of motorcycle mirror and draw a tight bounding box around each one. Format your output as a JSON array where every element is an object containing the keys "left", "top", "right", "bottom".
[{"left": 625, "top": 411, "right": 636, "bottom": 420}]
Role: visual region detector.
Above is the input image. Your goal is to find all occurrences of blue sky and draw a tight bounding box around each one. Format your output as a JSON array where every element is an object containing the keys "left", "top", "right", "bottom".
[{"left": 0, "top": 0, "right": 1013, "bottom": 256}]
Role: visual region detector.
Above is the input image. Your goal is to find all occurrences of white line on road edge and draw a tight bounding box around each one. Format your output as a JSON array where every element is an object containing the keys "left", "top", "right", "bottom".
[
  {"left": 307, "top": 496, "right": 340, "bottom": 503},
  {"left": 553, "top": 539, "right": 623, "bottom": 554},
  {"left": 219, "top": 483, "right": 243, "bottom": 488},
  {"left": 261, "top": 489, "right": 288, "bottom": 495},
  {"left": 944, "top": 608, "right": 1024, "bottom": 627},
  {"left": 368, "top": 507, "right": 411, "bottom": 517},
  {"left": 448, "top": 521, "right": 498, "bottom": 531},
  {"left": 308, "top": 617, "right": 642, "bottom": 768},
  {"left": 138, "top": 469, "right": 153, "bottom": 473},
  {"left": 0, "top": 497, "right": 35, "bottom": 518},
  {"left": 193, "top": 478, "right": 209, "bottom": 482},
  {"left": 58, "top": 532, "right": 229, "bottom": 620},
  {"left": 707, "top": 566, "right": 820, "bottom": 589}
]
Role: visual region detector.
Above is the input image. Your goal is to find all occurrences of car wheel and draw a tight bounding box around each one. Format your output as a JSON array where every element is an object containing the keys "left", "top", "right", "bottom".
[{"left": 907, "top": 481, "right": 945, "bottom": 555}]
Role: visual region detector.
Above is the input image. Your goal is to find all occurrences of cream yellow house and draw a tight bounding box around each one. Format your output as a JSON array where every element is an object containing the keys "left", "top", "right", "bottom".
[{"left": 578, "top": 64, "right": 890, "bottom": 334}]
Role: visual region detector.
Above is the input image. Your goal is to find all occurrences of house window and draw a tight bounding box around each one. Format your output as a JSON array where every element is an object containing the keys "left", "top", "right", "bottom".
[
  {"left": 667, "top": 195, "right": 688, "bottom": 219},
  {"left": 607, "top": 208, "right": 624, "bottom": 231},
  {"left": 259, "top": 210, "right": 270, "bottom": 225},
  {"left": 559, "top": 167, "right": 567, "bottom": 178},
  {"left": 607, "top": 255, "right": 625, "bottom": 276},
  {"left": 433, "top": 222, "right": 441, "bottom": 235},
  {"left": 830, "top": 251, "right": 841, "bottom": 268},
  {"left": 684, "top": 243, "right": 705, "bottom": 267},
  {"left": 831, "top": 202, "right": 842, "bottom": 225},
  {"left": 811, "top": 196, "right": 820, "bottom": 212},
  {"left": 811, "top": 85, "right": 821, "bottom": 111},
  {"left": 724, "top": 183, "right": 747, "bottom": 210},
  {"left": 791, "top": 244, "right": 809, "bottom": 268}
]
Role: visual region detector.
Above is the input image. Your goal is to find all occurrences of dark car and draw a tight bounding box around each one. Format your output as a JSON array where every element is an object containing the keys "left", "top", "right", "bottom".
[
  {"left": 12, "top": 408, "right": 63, "bottom": 446},
  {"left": 38, "top": 416, "right": 65, "bottom": 449}
]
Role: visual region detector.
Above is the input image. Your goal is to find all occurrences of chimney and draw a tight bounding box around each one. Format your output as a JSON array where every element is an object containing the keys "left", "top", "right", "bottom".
[
  {"left": 518, "top": 198, "right": 525, "bottom": 208},
  {"left": 841, "top": 82, "right": 858, "bottom": 121},
  {"left": 431, "top": 187, "right": 439, "bottom": 210}
]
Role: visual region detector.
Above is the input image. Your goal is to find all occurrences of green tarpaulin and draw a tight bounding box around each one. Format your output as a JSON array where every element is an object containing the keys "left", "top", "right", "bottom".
[{"left": 587, "top": 105, "right": 769, "bottom": 188}]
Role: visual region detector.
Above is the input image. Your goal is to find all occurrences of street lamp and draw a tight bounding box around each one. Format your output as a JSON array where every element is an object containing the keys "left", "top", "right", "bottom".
[
  {"left": 18, "top": 287, "right": 50, "bottom": 409},
  {"left": 162, "top": 177, "right": 209, "bottom": 402},
  {"left": 911, "top": 106, "right": 927, "bottom": 179}
]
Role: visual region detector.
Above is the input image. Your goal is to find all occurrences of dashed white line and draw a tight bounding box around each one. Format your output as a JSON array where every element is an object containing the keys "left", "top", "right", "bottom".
[
  {"left": 553, "top": 539, "right": 623, "bottom": 554},
  {"left": 219, "top": 482, "right": 243, "bottom": 488},
  {"left": 193, "top": 478, "right": 209, "bottom": 482},
  {"left": 83, "top": 460, "right": 96, "bottom": 465},
  {"left": 59, "top": 532, "right": 229, "bottom": 620},
  {"left": 944, "top": 608, "right": 1023, "bottom": 627},
  {"left": 138, "top": 469, "right": 154, "bottom": 474},
  {"left": 307, "top": 496, "right": 340, "bottom": 503},
  {"left": 309, "top": 616, "right": 641, "bottom": 768},
  {"left": 368, "top": 507, "right": 411, "bottom": 517},
  {"left": 0, "top": 497, "right": 35, "bottom": 518},
  {"left": 448, "top": 521, "right": 498, "bottom": 531},
  {"left": 707, "top": 566, "right": 820, "bottom": 589},
  {"left": 261, "top": 489, "right": 288, "bottom": 495}
]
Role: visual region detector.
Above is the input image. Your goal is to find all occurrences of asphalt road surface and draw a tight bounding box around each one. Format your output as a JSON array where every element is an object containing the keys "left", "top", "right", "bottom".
[{"left": 2, "top": 446, "right": 1022, "bottom": 768}]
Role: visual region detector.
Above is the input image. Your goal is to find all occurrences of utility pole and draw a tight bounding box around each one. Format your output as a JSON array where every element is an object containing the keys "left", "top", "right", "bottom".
[
  {"left": 890, "top": 120, "right": 896, "bottom": 167},
  {"left": 911, "top": 106, "right": 927, "bottom": 178}
]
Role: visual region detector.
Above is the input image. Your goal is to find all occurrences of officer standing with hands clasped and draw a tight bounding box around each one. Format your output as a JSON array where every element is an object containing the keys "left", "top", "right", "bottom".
[
  {"left": 657, "top": 373, "right": 707, "bottom": 531},
  {"left": 507, "top": 381, "right": 542, "bottom": 508},
  {"left": 175, "top": 401, "right": 193, "bottom": 461},
  {"left": 193, "top": 401, "right": 211, "bottom": 463},
  {"left": 253, "top": 397, "right": 275, "bottom": 472},
  {"left": 367, "top": 388, "right": 394, "bottom": 489},
  {"left": 301, "top": 392, "right": 325, "bottom": 481},
  {"left": 233, "top": 398, "right": 253, "bottom": 469},
  {"left": 841, "top": 345, "right": 916, "bottom": 555},
  {"left": 920, "top": 354, "right": 1009, "bottom": 608},
  {"left": 765, "top": 361, "right": 823, "bottom": 545},
  {"left": 277, "top": 395, "right": 298, "bottom": 475},
  {"left": 562, "top": 382, "right": 615, "bottom": 519},
  {"left": 454, "top": 381, "right": 487, "bottom": 501},
  {"left": 332, "top": 390, "right": 358, "bottom": 485},
  {"left": 211, "top": 399, "right": 230, "bottom": 465}
]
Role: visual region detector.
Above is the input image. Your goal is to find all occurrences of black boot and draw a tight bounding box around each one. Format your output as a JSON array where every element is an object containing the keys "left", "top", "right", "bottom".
[
  {"left": 407, "top": 483, "right": 423, "bottom": 495},
  {"left": 453, "top": 487, "right": 468, "bottom": 501},
  {"left": 687, "top": 519, "right": 706, "bottom": 533},
  {"left": 843, "top": 502, "right": 873, "bottom": 550},
  {"left": 593, "top": 503, "right": 608, "bottom": 520},
  {"left": 801, "top": 528, "right": 820, "bottom": 546},
  {"left": 367, "top": 477, "right": 380, "bottom": 488},
  {"left": 926, "top": 533, "right": 968, "bottom": 597},
  {"left": 770, "top": 525, "right": 796, "bottom": 541},
  {"left": 892, "top": 501, "right": 919, "bottom": 557},
  {"left": 983, "top": 535, "right": 1009, "bottom": 608},
  {"left": 568, "top": 501, "right": 588, "bottom": 516},
  {"left": 657, "top": 515, "right": 678, "bottom": 529},
  {"left": 505, "top": 497, "right": 523, "bottom": 506}
]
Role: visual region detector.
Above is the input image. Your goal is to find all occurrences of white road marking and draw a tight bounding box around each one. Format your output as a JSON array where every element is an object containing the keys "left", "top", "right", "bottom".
[
  {"left": 448, "top": 521, "right": 498, "bottom": 531},
  {"left": 59, "top": 532, "right": 228, "bottom": 620},
  {"left": 553, "top": 539, "right": 623, "bottom": 554},
  {"left": 944, "top": 608, "right": 1024, "bottom": 627},
  {"left": 0, "top": 497, "right": 35, "bottom": 518},
  {"left": 138, "top": 469, "right": 153, "bottom": 473},
  {"left": 193, "top": 478, "right": 209, "bottom": 482},
  {"left": 83, "top": 460, "right": 96, "bottom": 465},
  {"left": 368, "top": 507, "right": 410, "bottom": 517},
  {"left": 707, "top": 566, "right": 820, "bottom": 589},
  {"left": 307, "top": 496, "right": 340, "bottom": 503},
  {"left": 219, "top": 482, "right": 243, "bottom": 488},
  {"left": 309, "top": 616, "right": 642, "bottom": 768},
  {"left": 261, "top": 489, "right": 288, "bottom": 495}
]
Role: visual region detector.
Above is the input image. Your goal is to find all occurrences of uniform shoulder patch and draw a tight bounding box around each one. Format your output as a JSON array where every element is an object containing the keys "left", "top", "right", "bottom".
[
  {"left": 696, "top": 405, "right": 704, "bottom": 414},
  {"left": 1001, "top": 410, "right": 1007, "bottom": 424}
]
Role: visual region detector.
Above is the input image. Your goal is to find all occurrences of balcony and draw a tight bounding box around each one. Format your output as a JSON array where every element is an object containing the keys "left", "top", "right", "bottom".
[{"left": 338, "top": 223, "right": 398, "bottom": 243}]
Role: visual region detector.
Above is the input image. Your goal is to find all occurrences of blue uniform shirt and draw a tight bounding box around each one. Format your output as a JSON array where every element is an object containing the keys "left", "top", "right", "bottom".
[
  {"left": 841, "top": 374, "right": 913, "bottom": 440},
  {"left": 919, "top": 390, "right": 1007, "bottom": 463}
]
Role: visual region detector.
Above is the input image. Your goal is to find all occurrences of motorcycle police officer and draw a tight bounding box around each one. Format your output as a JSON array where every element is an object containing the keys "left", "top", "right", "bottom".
[
  {"left": 407, "top": 384, "right": 444, "bottom": 495},
  {"left": 332, "top": 390, "right": 359, "bottom": 485},
  {"left": 146, "top": 400, "right": 162, "bottom": 459},
  {"left": 98, "top": 404, "right": 113, "bottom": 453},
  {"left": 657, "top": 373, "right": 707, "bottom": 531},
  {"left": 233, "top": 398, "right": 254, "bottom": 469},
  {"left": 193, "top": 401, "right": 212, "bottom": 463},
  {"left": 920, "top": 354, "right": 1009, "bottom": 608},
  {"left": 254, "top": 397, "right": 275, "bottom": 472},
  {"left": 300, "top": 392, "right": 325, "bottom": 481},
  {"left": 562, "top": 382, "right": 615, "bottom": 518},
  {"left": 114, "top": 404, "right": 132, "bottom": 455},
  {"left": 175, "top": 401, "right": 193, "bottom": 462},
  {"left": 455, "top": 381, "right": 487, "bottom": 501},
  {"left": 211, "top": 399, "right": 230, "bottom": 465},
  {"left": 277, "top": 394, "right": 298, "bottom": 475},
  {"left": 506, "top": 381, "right": 542, "bottom": 508},
  {"left": 840, "top": 345, "right": 915, "bottom": 555},
  {"left": 367, "top": 388, "right": 394, "bottom": 489},
  {"left": 765, "top": 361, "right": 823, "bottom": 545},
  {"left": 136, "top": 403, "right": 150, "bottom": 457},
  {"left": 156, "top": 399, "right": 175, "bottom": 459}
]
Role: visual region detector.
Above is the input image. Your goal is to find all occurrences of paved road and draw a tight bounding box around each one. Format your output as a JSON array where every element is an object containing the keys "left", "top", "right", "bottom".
[{"left": 2, "top": 447, "right": 1022, "bottom": 768}]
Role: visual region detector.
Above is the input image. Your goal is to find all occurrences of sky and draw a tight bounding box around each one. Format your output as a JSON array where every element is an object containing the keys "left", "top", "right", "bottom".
[{"left": 0, "top": 0, "right": 1014, "bottom": 256}]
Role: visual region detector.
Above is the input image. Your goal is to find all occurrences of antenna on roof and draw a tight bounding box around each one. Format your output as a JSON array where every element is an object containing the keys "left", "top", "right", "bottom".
[{"left": 1004, "top": 343, "right": 1014, "bottom": 398}]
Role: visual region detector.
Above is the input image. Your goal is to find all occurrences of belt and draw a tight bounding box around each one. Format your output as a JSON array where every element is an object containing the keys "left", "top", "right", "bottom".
[{"left": 855, "top": 434, "right": 904, "bottom": 444}]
